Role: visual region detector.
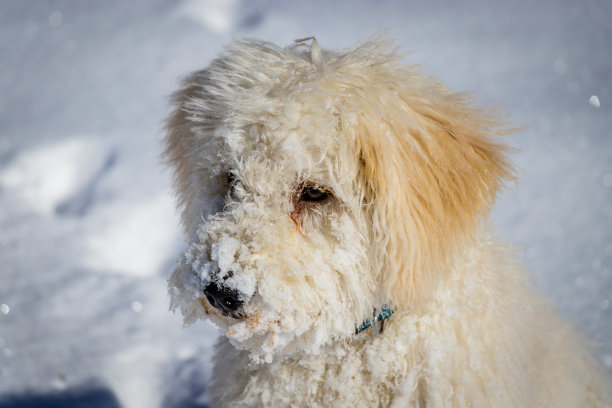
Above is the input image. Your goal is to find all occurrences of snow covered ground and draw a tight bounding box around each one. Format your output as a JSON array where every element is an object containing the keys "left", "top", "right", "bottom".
[{"left": 0, "top": 0, "right": 610, "bottom": 407}]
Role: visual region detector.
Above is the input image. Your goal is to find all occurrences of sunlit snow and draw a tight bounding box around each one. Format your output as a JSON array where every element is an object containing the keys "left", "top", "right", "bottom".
[
  {"left": 0, "top": 138, "right": 113, "bottom": 214},
  {"left": 0, "top": 305, "right": 9, "bottom": 315}
]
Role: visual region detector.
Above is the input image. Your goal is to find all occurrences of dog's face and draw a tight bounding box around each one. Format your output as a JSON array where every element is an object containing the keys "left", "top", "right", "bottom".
[
  {"left": 169, "top": 84, "right": 378, "bottom": 362},
  {"left": 166, "top": 38, "right": 512, "bottom": 361}
]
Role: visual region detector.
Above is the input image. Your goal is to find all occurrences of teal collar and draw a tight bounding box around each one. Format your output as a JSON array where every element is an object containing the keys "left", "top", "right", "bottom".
[{"left": 355, "top": 306, "right": 395, "bottom": 335}]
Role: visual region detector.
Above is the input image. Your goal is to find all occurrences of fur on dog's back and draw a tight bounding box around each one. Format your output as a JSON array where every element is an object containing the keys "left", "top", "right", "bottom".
[{"left": 165, "top": 38, "right": 612, "bottom": 407}]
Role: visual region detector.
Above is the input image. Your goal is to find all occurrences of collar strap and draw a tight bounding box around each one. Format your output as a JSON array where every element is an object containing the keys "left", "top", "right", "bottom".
[{"left": 355, "top": 306, "right": 395, "bottom": 335}]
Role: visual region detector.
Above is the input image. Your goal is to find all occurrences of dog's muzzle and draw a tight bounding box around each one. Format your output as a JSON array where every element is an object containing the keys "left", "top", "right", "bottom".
[{"left": 203, "top": 282, "right": 244, "bottom": 317}]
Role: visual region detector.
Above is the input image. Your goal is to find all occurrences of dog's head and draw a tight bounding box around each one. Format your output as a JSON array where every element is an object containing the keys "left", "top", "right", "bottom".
[{"left": 165, "top": 38, "right": 513, "bottom": 362}]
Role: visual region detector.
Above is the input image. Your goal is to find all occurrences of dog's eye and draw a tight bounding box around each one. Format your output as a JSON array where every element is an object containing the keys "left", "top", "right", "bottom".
[
  {"left": 300, "top": 186, "right": 330, "bottom": 202},
  {"left": 227, "top": 171, "right": 238, "bottom": 197},
  {"left": 291, "top": 182, "right": 333, "bottom": 227}
]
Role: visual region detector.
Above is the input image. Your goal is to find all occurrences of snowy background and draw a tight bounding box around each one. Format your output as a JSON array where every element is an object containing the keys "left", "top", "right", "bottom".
[{"left": 0, "top": 0, "right": 610, "bottom": 407}]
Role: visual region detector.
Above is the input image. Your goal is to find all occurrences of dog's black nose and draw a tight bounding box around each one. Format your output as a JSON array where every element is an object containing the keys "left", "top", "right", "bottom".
[{"left": 203, "top": 283, "right": 243, "bottom": 315}]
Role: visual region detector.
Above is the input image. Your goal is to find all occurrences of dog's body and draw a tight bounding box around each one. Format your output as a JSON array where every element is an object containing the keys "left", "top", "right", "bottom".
[
  {"left": 165, "top": 38, "right": 611, "bottom": 407},
  {"left": 209, "top": 235, "right": 604, "bottom": 407}
]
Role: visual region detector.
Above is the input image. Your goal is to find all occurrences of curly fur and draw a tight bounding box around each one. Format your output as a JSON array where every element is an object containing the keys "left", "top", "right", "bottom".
[{"left": 165, "top": 37, "right": 611, "bottom": 407}]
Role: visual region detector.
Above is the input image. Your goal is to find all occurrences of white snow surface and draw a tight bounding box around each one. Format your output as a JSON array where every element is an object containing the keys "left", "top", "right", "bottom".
[{"left": 0, "top": 0, "right": 610, "bottom": 407}]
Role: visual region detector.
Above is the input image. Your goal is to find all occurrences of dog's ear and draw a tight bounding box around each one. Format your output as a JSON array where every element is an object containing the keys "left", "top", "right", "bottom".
[
  {"left": 346, "top": 65, "right": 514, "bottom": 307},
  {"left": 164, "top": 69, "right": 225, "bottom": 236},
  {"left": 164, "top": 72, "right": 200, "bottom": 232}
]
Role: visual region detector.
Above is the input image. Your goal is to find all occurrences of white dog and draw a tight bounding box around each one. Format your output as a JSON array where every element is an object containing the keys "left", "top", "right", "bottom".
[{"left": 165, "top": 37, "right": 611, "bottom": 407}]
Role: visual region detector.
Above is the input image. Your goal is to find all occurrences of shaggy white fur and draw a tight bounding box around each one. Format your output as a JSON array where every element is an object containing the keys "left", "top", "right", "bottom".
[{"left": 165, "top": 37, "right": 611, "bottom": 407}]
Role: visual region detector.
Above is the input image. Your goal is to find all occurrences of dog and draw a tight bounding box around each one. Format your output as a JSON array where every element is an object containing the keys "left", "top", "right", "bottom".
[{"left": 165, "top": 37, "right": 611, "bottom": 407}]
